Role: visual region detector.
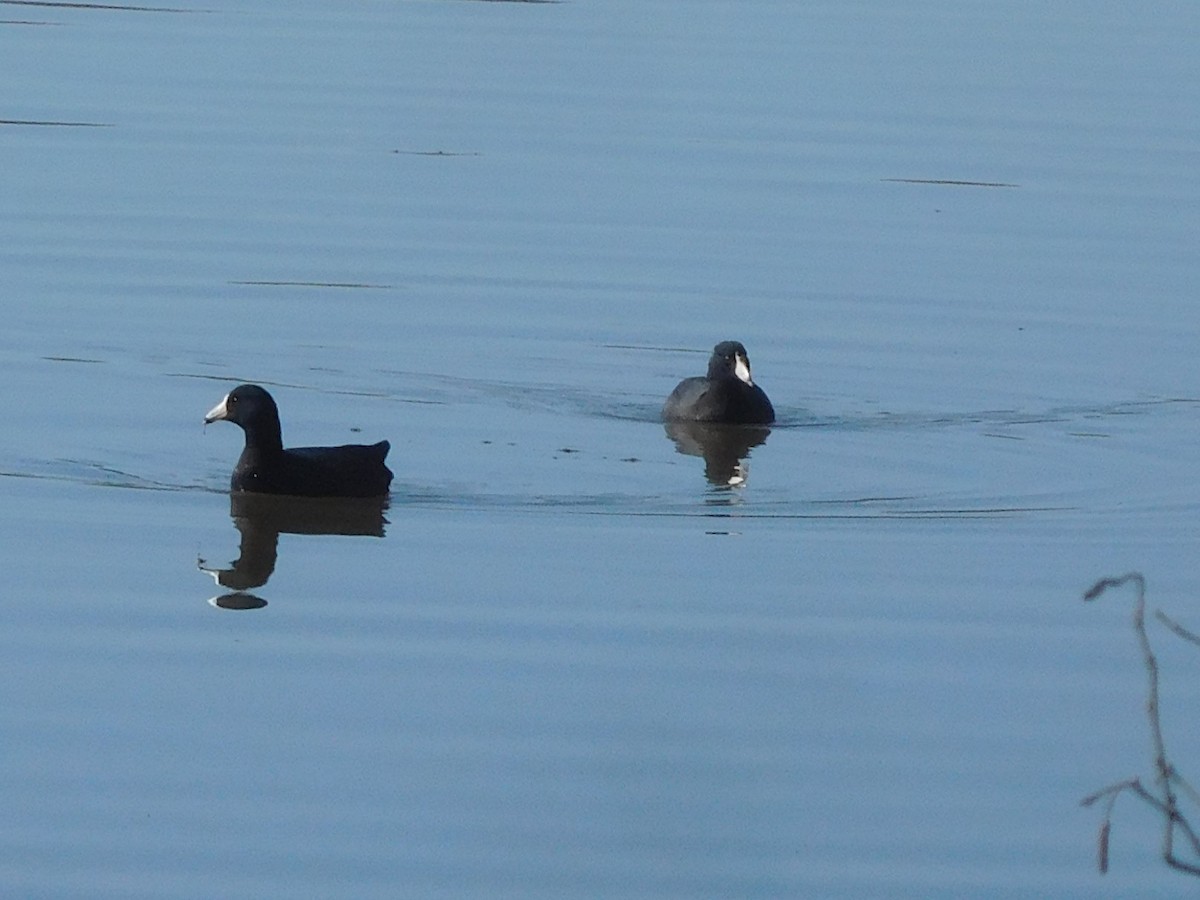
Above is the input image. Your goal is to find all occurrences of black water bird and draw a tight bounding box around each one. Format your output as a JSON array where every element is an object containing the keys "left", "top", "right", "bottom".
[
  {"left": 662, "top": 341, "right": 775, "bottom": 425},
  {"left": 204, "top": 384, "right": 393, "bottom": 498}
]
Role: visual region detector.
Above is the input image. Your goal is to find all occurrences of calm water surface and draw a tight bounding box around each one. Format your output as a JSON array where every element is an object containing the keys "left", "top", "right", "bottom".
[{"left": 2, "top": 1, "right": 1199, "bottom": 897}]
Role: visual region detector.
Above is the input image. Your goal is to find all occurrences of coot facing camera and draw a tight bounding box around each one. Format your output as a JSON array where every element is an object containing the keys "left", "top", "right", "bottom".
[
  {"left": 205, "top": 384, "right": 393, "bottom": 498},
  {"left": 662, "top": 341, "right": 775, "bottom": 425}
]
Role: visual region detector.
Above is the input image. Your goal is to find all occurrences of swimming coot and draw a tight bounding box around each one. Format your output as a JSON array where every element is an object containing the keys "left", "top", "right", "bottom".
[
  {"left": 662, "top": 341, "right": 775, "bottom": 425},
  {"left": 204, "top": 384, "right": 393, "bottom": 498}
]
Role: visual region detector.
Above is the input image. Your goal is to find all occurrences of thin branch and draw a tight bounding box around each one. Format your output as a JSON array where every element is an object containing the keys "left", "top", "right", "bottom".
[
  {"left": 1081, "top": 573, "right": 1200, "bottom": 875},
  {"left": 1156, "top": 609, "right": 1200, "bottom": 648},
  {"left": 1081, "top": 777, "right": 1141, "bottom": 808}
]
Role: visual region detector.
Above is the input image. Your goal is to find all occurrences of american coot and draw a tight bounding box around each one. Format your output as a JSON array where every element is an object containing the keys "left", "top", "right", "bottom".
[
  {"left": 204, "top": 384, "right": 393, "bottom": 498},
  {"left": 662, "top": 341, "right": 775, "bottom": 425}
]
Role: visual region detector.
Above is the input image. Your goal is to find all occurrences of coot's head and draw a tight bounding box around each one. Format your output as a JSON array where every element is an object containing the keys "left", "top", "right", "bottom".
[
  {"left": 707, "top": 341, "right": 754, "bottom": 385},
  {"left": 205, "top": 384, "right": 279, "bottom": 430}
]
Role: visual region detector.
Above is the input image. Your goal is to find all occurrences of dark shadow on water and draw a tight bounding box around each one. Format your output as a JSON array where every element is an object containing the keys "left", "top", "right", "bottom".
[
  {"left": 209, "top": 593, "right": 268, "bottom": 611},
  {"left": 663, "top": 421, "right": 771, "bottom": 487},
  {"left": 198, "top": 493, "right": 388, "bottom": 601}
]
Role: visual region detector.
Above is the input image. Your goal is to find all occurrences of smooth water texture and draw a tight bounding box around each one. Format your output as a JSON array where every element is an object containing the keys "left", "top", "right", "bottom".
[{"left": 2, "top": 1, "right": 1200, "bottom": 897}]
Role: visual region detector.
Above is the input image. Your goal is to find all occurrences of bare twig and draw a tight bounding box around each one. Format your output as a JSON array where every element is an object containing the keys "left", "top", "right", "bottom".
[
  {"left": 1156, "top": 609, "right": 1200, "bottom": 648},
  {"left": 1082, "top": 573, "right": 1200, "bottom": 875}
]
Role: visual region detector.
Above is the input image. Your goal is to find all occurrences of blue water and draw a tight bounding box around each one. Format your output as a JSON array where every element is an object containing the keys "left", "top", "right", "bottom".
[{"left": 2, "top": 1, "right": 1199, "bottom": 897}]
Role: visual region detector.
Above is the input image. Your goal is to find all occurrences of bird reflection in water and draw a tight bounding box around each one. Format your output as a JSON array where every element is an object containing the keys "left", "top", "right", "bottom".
[
  {"left": 198, "top": 492, "right": 388, "bottom": 609},
  {"left": 663, "top": 421, "right": 771, "bottom": 488}
]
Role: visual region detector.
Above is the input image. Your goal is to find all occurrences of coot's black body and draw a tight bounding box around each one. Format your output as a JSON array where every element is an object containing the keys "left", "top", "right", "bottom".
[
  {"left": 205, "top": 384, "right": 393, "bottom": 498},
  {"left": 662, "top": 341, "right": 775, "bottom": 425}
]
